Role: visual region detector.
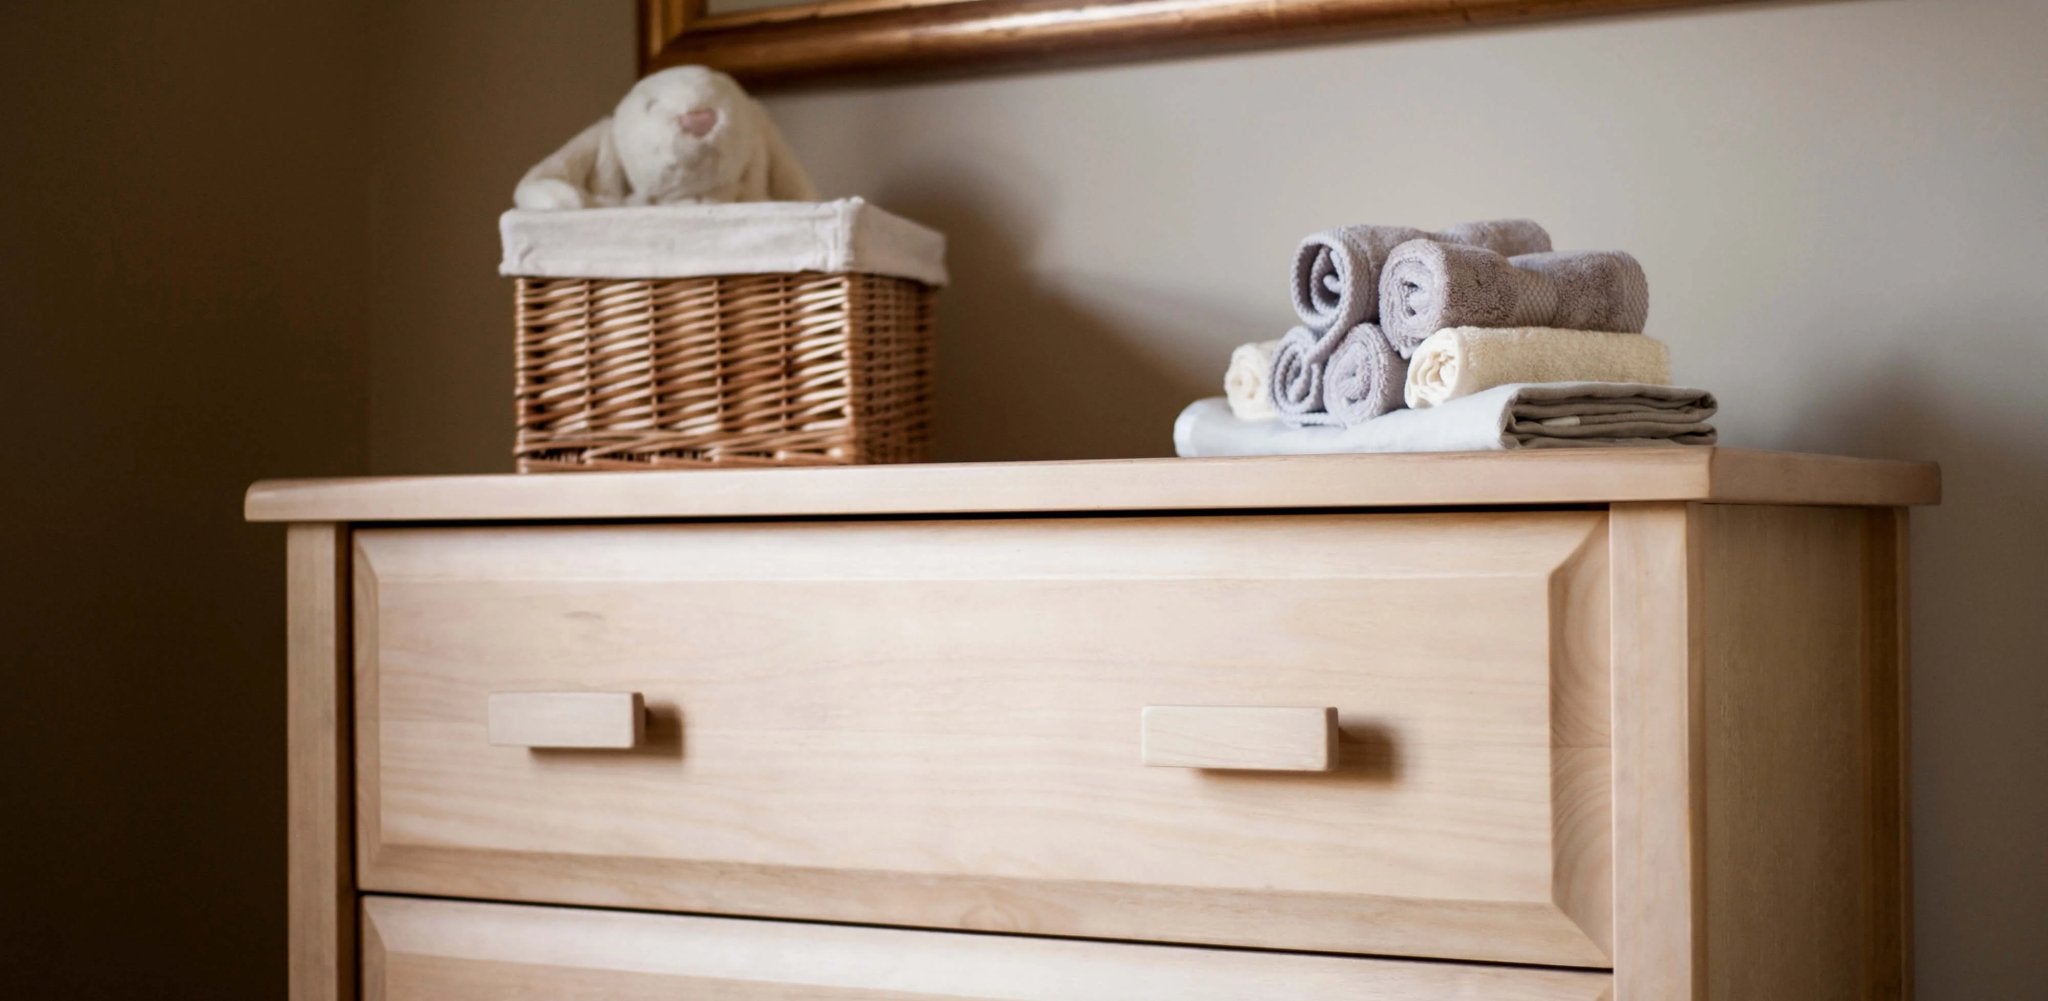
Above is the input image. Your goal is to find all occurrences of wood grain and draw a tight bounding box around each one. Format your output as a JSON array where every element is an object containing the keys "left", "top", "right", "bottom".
[
  {"left": 287, "top": 524, "right": 353, "bottom": 1001},
  {"left": 1605, "top": 503, "right": 1916, "bottom": 1000},
  {"left": 244, "top": 449, "right": 1941, "bottom": 524},
  {"left": 1139, "top": 705, "right": 1336, "bottom": 771},
  {"left": 486, "top": 692, "right": 645, "bottom": 749},
  {"left": 362, "top": 895, "right": 1613, "bottom": 1001},
  {"left": 1696, "top": 504, "right": 1913, "bottom": 1000},
  {"left": 641, "top": 0, "right": 1780, "bottom": 87},
  {"left": 1607, "top": 503, "right": 1704, "bottom": 1000},
  {"left": 352, "top": 512, "right": 1614, "bottom": 967}
]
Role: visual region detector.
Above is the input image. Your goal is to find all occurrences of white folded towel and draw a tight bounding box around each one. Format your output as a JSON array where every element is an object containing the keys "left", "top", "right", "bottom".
[
  {"left": 1223, "top": 339, "right": 1284, "bottom": 420},
  {"left": 1174, "top": 382, "right": 1717, "bottom": 457},
  {"left": 1405, "top": 327, "right": 1670, "bottom": 409}
]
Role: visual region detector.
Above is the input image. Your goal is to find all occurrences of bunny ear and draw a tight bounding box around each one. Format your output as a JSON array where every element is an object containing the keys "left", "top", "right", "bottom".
[
  {"left": 515, "top": 117, "right": 624, "bottom": 210},
  {"left": 758, "top": 110, "right": 818, "bottom": 202}
]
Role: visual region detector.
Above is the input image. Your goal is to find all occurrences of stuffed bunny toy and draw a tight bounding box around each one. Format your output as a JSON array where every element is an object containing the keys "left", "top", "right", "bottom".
[{"left": 515, "top": 66, "right": 816, "bottom": 209}]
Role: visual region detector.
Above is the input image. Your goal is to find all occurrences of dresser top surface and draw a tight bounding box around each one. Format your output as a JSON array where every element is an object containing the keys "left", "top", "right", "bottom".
[{"left": 245, "top": 448, "right": 1938, "bottom": 523}]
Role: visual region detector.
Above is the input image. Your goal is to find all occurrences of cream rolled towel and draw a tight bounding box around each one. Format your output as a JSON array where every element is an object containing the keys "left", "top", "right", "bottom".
[
  {"left": 1405, "top": 327, "right": 1671, "bottom": 409},
  {"left": 1224, "top": 339, "right": 1284, "bottom": 420}
]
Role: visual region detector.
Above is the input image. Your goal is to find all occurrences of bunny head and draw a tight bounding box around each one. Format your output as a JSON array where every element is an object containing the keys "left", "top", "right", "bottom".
[
  {"left": 512, "top": 65, "right": 817, "bottom": 210},
  {"left": 607, "top": 66, "right": 816, "bottom": 205},
  {"left": 610, "top": 67, "right": 750, "bottom": 203}
]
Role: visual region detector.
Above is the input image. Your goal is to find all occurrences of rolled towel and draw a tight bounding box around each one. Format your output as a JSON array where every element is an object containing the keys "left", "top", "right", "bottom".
[
  {"left": 1173, "top": 382, "right": 1716, "bottom": 457},
  {"left": 1405, "top": 327, "right": 1671, "bottom": 409},
  {"left": 1378, "top": 241, "right": 1649, "bottom": 354},
  {"left": 1288, "top": 219, "right": 1552, "bottom": 331},
  {"left": 1321, "top": 324, "right": 1409, "bottom": 425},
  {"left": 1291, "top": 228, "right": 1406, "bottom": 333},
  {"left": 1224, "top": 339, "right": 1284, "bottom": 420},
  {"left": 1436, "top": 218, "right": 1554, "bottom": 258},
  {"left": 1268, "top": 325, "right": 1343, "bottom": 423},
  {"left": 1513, "top": 251, "right": 1652, "bottom": 333}
]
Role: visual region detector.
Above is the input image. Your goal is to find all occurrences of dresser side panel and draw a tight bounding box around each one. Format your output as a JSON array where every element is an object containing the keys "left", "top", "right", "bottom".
[
  {"left": 1697, "top": 504, "right": 1909, "bottom": 1001},
  {"left": 287, "top": 523, "right": 354, "bottom": 1001},
  {"left": 1868, "top": 509, "right": 1912, "bottom": 999}
]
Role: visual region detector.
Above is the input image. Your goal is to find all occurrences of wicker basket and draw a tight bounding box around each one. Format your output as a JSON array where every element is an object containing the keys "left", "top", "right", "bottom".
[{"left": 503, "top": 200, "right": 944, "bottom": 472}]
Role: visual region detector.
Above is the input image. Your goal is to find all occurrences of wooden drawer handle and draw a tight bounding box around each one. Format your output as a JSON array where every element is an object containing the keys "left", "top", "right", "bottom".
[
  {"left": 487, "top": 692, "right": 644, "bottom": 749},
  {"left": 1140, "top": 705, "right": 1337, "bottom": 772}
]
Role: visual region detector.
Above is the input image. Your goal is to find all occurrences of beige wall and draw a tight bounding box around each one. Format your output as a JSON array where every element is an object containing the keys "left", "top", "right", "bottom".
[
  {"left": 367, "top": 2, "right": 2048, "bottom": 996},
  {"left": 0, "top": 2, "right": 371, "bottom": 997}
]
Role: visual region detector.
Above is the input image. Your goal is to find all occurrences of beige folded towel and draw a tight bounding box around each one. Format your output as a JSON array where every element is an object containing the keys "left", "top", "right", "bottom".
[
  {"left": 1405, "top": 327, "right": 1671, "bottom": 409},
  {"left": 1224, "top": 338, "right": 1284, "bottom": 420}
]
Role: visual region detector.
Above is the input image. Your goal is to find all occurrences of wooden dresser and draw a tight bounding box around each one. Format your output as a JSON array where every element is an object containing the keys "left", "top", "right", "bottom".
[{"left": 246, "top": 449, "right": 1938, "bottom": 1001}]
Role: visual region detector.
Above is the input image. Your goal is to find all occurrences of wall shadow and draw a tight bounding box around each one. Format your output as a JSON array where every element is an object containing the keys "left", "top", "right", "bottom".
[
  {"left": 1781, "top": 354, "right": 2048, "bottom": 991},
  {"left": 870, "top": 170, "right": 1215, "bottom": 461}
]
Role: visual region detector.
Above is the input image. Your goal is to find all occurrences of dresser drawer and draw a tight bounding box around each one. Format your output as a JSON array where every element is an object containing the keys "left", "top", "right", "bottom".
[
  {"left": 353, "top": 512, "right": 1612, "bottom": 967},
  {"left": 362, "top": 895, "right": 1613, "bottom": 1000}
]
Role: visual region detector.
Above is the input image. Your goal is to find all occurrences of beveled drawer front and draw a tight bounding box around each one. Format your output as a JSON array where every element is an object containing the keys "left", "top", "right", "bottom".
[
  {"left": 362, "top": 895, "right": 1614, "bottom": 1001},
  {"left": 354, "top": 513, "right": 1612, "bottom": 967}
]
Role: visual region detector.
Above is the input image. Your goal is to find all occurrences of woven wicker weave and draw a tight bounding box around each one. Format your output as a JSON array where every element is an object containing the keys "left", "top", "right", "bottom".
[{"left": 514, "top": 272, "right": 935, "bottom": 471}]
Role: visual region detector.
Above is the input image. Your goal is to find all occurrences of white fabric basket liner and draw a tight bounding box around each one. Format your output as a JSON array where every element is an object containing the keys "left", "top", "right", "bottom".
[{"left": 499, "top": 197, "right": 947, "bottom": 287}]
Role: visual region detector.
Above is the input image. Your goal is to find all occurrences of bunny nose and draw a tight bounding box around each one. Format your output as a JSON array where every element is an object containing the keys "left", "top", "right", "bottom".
[{"left": 678, "top": 108, "right": 719, "bottom": 139}]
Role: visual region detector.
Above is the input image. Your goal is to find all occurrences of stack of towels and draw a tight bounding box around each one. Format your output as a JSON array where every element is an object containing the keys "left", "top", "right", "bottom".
[{"left": 1177, "top": 219, "right": 1719, "bottom": 456}]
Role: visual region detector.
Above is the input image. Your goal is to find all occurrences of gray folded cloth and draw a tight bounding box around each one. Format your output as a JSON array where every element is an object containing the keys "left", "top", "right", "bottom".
[
  {"left": 1378, "top": 241, "right": 1650, "bottom": 355},
  {"left": 1320, "top": 323, "right": 1408, "bottom": 426},
  {"left": 1289, "top": 219, "right": 1551, "bottom": 332},
  {"left": 1173, "top": 382, "right": 1716, "bottom": 456}
]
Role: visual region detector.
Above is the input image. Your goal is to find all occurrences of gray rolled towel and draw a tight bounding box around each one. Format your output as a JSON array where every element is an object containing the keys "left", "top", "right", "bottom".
[
  {"left": 1320, "top": 324, "right": 1408, "bottom": 426},
  {"left": 1378, "top": 240, "right": 1649, "bottom": 355},
  {"left": 1290, "top": 226, "right": 1422, "bottom": 333},
  {"left": 1268, "top": 325, "right": 1340, "bottom": 423},
  {"left": 1511, "top": 251, "right": 1652, "bottom": 332},
  {"left": 1289, "top": 219, "right": 1552, "bottom": 332},
  {"left": 1435, "top": 218, "right": 1554, "bottom": 258}
]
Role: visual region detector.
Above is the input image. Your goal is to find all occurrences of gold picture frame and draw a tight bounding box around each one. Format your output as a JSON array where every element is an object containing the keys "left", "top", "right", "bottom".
[{"left": 643, "top": 0, "right": 1760, "bottom": 87}]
